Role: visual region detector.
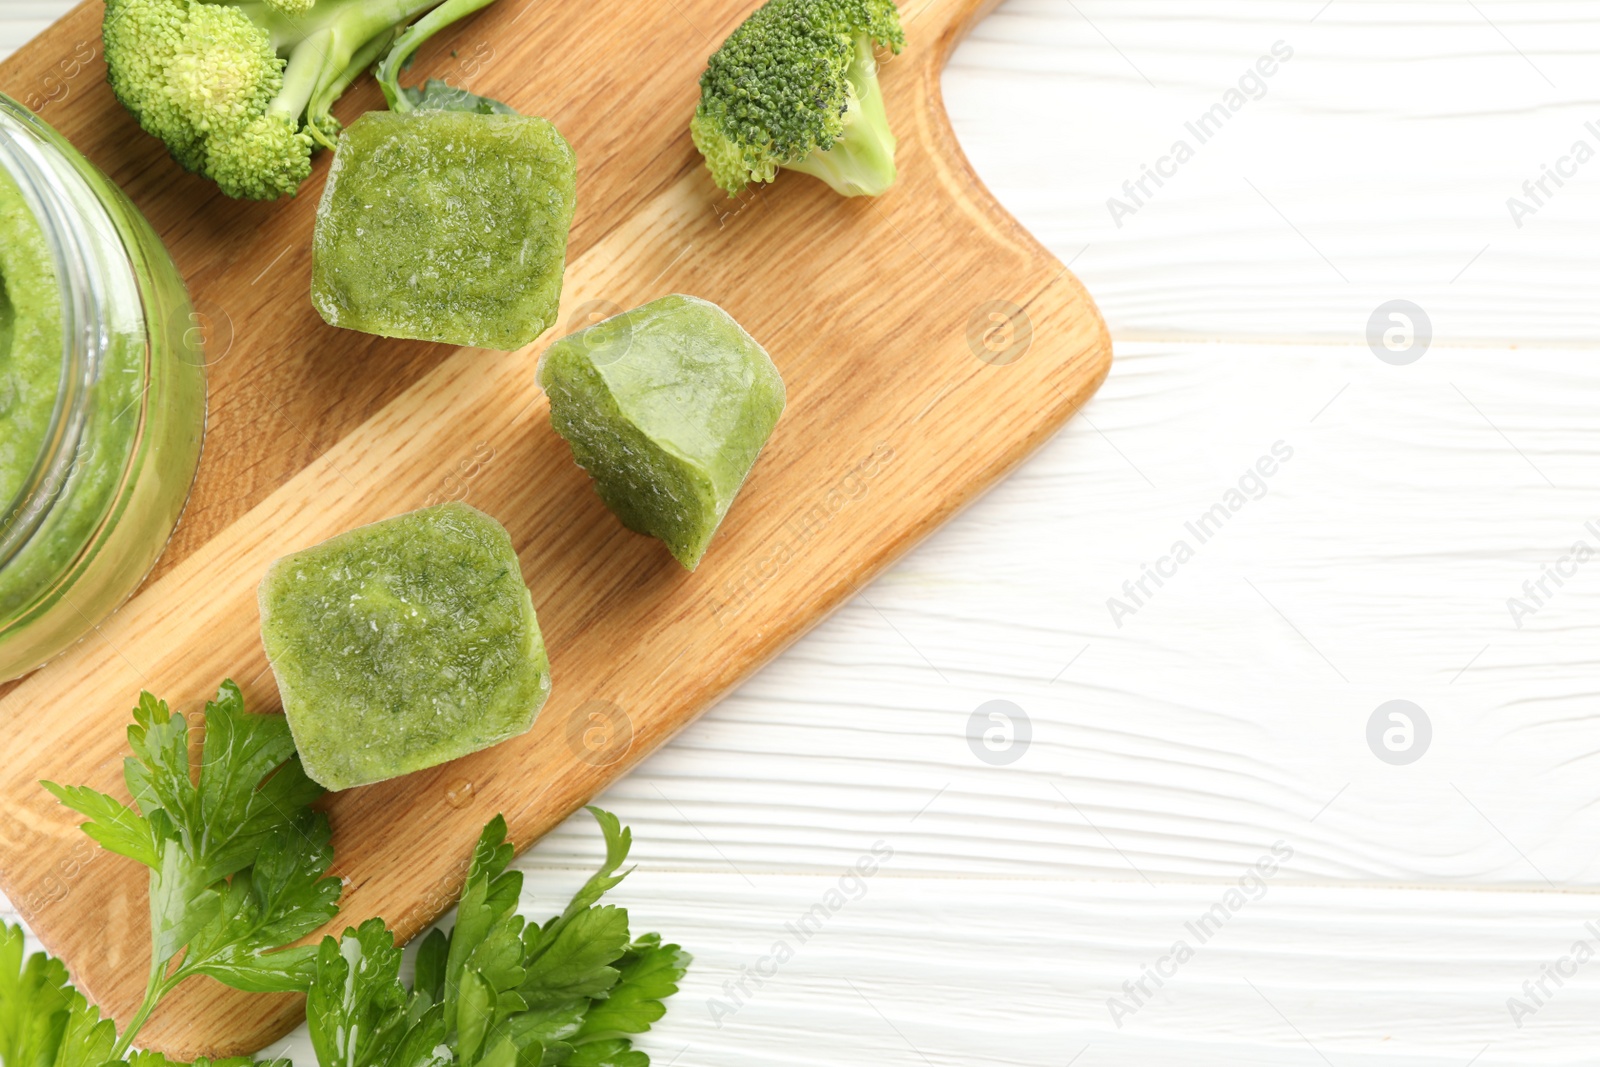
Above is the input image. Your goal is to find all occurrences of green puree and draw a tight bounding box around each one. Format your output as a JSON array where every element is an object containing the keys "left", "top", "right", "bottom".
[
  {"left": 0, "top": 169, "right": 142, "bottom": 619},
  {"left": 0, "top": 168, "right": 63, "bottom": 515},
  {"left": 539, "top": 295, "right": 786, "bottom": 570},
  {"left": 311, "top": 110, "right": 577, "bottom": 350},
  {"left": 258, "top": 502, "right": 551, "bottom": 791}
]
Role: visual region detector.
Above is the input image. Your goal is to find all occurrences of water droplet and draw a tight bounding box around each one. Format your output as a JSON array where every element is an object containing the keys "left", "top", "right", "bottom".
[{"left": 445, "top": 778, "right": 475, "bottom": 808}]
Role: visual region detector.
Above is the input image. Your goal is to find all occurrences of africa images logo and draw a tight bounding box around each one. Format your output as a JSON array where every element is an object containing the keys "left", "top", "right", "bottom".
[
  {"left": 1106, "top": 842, "right": 1294, "bottom": 1028},
  {"left": 1106, "top": 441, "right": 1295, "bottom": 628},
  {"left": 1106, "top": 40, "right": 1294, "bottom": 228}
]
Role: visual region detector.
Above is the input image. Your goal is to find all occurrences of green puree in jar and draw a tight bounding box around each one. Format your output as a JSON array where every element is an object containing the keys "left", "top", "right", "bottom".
[
  {"left": 0, "top": 168, "right": 63, "bottom": 513},
  {"left": 0, "top": 168, "right": 143, "bottom": 619}
]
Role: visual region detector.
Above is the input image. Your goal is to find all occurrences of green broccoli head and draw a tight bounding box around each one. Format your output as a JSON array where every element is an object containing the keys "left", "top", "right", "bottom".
[
  {"left": 102, "top": 0, "right": 506, "bottom": 200},
  {"left": 102, "top": 0, "right": 215, "bottom": 173},
  {"left": 690, "top": 0, "right": 905, "bottom": 198},
  {"left": 203, "top": 114, "right": 316, "bottom": 201},
  {"left": 161, "top": 5, "right": 284, "bottom": 137},
  {"left": 104, "top": 0, "right": 298, "bottom": 197}
]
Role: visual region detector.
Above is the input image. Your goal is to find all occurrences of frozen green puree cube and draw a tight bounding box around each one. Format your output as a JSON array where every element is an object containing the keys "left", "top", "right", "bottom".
[
  {"left": 539, "top": 295, "right": 785, "bottom": 569},
  {"left": 311, "top": 110, "right": 577, "bottom": 350},
  {"left": 258, "top": 502, "right": 551, "bottom": 791}
]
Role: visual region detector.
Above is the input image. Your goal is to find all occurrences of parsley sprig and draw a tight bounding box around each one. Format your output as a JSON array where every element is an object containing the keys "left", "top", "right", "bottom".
[
  {"left": 305, "top": 810, "right": 690, "bottom": 1067},
  {"left": 15, "top": 682, "right": 689, "bottom": 1067},
  {"left": 42, "top": 682, "right": 341, "bottom": 1058},
  {"left": 0, "top": 921, "right": 291, "bottom": 1067}
]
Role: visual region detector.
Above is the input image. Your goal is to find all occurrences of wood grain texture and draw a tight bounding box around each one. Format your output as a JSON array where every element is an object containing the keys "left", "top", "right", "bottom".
[{"left": 0, "top": 0, "right": 1110, "bottom": 1057}]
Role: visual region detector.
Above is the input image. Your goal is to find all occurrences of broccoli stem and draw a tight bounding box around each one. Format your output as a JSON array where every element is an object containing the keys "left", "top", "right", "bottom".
[
  {"left": 306, "top": 27, "right": 398, "bottom": 143},
  {"left": 787, "top": 35, "right": 898, "bottom": 198},
  {"left": 273, "top": 28, "right": 339, "bottom": 124},
  {"left": 375, "top": 0, "right": 502, "bottom": 111},
  {"left": 269, "top": 0, "right": 464, "bottom": 146},
  {"left": 249, "top": 0, "right": 442, "bottom": 50}
]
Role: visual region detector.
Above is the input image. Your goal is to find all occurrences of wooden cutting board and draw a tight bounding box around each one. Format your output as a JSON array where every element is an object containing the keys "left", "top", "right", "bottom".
[{"left": 0, "top": 0, "right": 1109, "bottom": 1056}]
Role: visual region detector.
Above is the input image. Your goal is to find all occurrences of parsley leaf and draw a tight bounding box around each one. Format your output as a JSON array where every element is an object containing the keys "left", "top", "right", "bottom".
[
  {"left": 565, "top": 1040, "right": 650, "bottom": 1067},
  {"left": 306, "top": 918, "right": 446, "bottom": 1067},
  {"left": 305, "top": 808, "right": 688, "bottom": 1067},
  {"left": 0, "top": 922, "right": 117, "bottom": 1067},
  {"left": 518, "top": 808, "right": 635, "bottom": 1007},
  {"left": 34, "top": 783, "right": 158, "bottom": 868},
  {"left": 518, "top": 906, "right": 631, "bottom": 1008},
  {"left": 412, "top": 927, "right": 449, "bottom": 1005},
  {"left": 571, "top": 935, "right": 691, "bottom": 1044},
  {"left": 52, "top": 988, "right": 118, "bottom": 1067},
  {"left": 0, "top": 921, "right": 301, "bottom": 1067},
  {"left": 125, "top": 1053, "right": 293, "bottom": 1067},
  {"left": 443, "top": 815, "right": 527, "bottom": 1041},
  {"left": 176, "top": 814, "right": 343, "bottom": 992},
  {"left": 31, "top": 687, "right": 692, "bottom": 1067},
  {"left": 41, "top": 682, "right": 338, "bottom": 1058}
]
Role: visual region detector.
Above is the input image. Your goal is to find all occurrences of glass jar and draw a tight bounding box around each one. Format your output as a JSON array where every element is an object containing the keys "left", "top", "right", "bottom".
[{"left": 0, "top": 93, "right": 205, "bottom": 680}]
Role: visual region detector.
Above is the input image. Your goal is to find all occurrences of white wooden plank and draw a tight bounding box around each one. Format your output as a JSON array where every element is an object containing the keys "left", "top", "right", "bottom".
[
  {"left": 0, "top": 5, "right": 74, "bottom": 68},
  {"left": 13, "top": 844, "right": 1600, "bottom": 1063},
  {"left": 236, "top": 866, "right": 1600, "bottom": 1065},
  {"left": 942, "top": 0, "right": 1600, "bottom": 343}
]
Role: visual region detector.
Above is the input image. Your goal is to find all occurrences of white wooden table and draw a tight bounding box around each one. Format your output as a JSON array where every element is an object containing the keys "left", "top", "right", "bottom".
[{"left": 7, "top": 1, "right": 1600, "bottom": 1063}]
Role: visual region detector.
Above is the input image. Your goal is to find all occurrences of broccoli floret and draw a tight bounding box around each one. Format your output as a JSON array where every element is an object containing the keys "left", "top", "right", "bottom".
[
  {"left": 102, "top": 0, "right": 503, "bottom": 200},
  {"left": 690, "top": 0, "right": 905, "bottom": 198}
]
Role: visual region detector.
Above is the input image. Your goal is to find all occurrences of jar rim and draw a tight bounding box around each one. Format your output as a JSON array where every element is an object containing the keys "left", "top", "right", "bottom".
[{"left": 0, "top": 98, "right": 122, "bottom": 572}]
